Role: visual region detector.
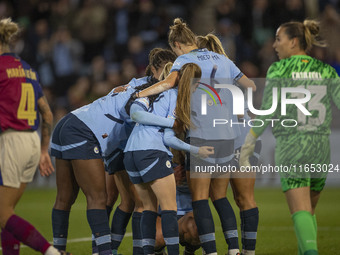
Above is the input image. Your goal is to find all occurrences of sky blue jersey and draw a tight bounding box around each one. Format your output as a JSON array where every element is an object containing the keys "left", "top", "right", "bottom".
[
  {"left": 72, "top": 77, "right": 150, "bottom": 157},
  {"left": 170, "top": 48, "right": 243, "bottom": 140},
  {"left": 124, "top": 89, "right": 178, "bottom": 156}
]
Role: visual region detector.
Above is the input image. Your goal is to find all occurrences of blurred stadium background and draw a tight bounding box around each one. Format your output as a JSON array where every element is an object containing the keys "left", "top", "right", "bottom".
[{"left": 2, "top": 0, "right": 338, "bottom": 188}]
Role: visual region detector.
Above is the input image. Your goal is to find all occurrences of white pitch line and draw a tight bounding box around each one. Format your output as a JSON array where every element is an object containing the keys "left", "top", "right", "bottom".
[{"left": 0, "top": 233, "right": 132, "bottom": 250}]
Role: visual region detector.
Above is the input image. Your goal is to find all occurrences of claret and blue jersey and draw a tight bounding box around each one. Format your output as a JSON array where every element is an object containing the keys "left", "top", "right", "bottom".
[{"left": 0, "top": 53, "right": 43, "bottom": 132}]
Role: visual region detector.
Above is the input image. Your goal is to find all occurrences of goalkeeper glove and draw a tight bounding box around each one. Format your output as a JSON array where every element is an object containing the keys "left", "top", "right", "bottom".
[{"left": 239, "top": 130, "right": 257, "bottom": 168}]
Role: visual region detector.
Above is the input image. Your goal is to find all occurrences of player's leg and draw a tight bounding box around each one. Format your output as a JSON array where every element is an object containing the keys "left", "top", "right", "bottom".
[
  {"left": 105, "top": 172, "right": 118, "bottom": 217},
  {"left": 189, "top": 175, "right": 217, "bottom": 255},
  {"left": 230, "top": 176, "right": 258, "bottom": 255},
  {"left": 71, "top": 159, "right": 111, "bottom": 255},
  {"left": 154, "top": 216, "right": 166, "bottom": 254},
  {"left": 178, "top": 212, "right": 200, "bottom": 255},
  {"left": 92, "top": 172, "right": 119, "bottom": 255},
  {"left": 110, "top": 171, "right": 134, "bottom": 253},
  {"left": 150, "top": 174, "right": 179, "bottom": 255},
  {"left": 210, "top": 177, "right": 240, "bottom": 255},
  {"left": 52, "top": 159, "right": 79, "bottom": 251},
  {"left": 134, "top": 183, "right": 158, "bottom": 255},
  {"left": 0, "top": 184, "right": 61, "bottom": 255}
]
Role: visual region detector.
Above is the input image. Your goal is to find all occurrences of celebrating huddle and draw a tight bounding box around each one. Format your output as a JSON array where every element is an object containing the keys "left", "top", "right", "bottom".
[{"left": 1, "top": 14, "right": 339, "bottom": 255}]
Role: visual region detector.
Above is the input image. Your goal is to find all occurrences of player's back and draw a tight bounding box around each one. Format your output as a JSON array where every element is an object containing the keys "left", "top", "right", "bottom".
[
  {"left": 124, "top": 89, "right": 178, "bottom": 155},
  {"left": 265, "top": 55, "right": 340, "bottom": 136},
  {"left": 0, "top": 53, "right": 43, "bottom": 132}
]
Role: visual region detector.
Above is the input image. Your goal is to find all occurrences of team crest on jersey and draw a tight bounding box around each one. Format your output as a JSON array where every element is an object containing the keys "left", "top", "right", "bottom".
[
  {"left": 207, "top": 99, "right": 214, "bottom": 106},
  {"left": 94, "top": 146, "right": 99, "bottom": 154},
  {"left": 166, "top": 160, "right": 171, "bottom": 168}
]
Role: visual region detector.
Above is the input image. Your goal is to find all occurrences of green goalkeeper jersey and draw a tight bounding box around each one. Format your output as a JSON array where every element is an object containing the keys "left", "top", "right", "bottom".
[{"left": 252, "top": 55, "right": 340, "bottom": 137}]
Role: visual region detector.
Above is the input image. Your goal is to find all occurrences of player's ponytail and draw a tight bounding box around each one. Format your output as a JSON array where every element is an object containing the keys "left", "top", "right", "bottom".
[
  {"left": 281, "top": 20, "right": 326, "bottom": 52},
  {"left": 303, "top": 20, "right": 326, "bottom": 51},
  {"left": 196, "top": 33, "right": 228, "bottom": 57},
  {"left": 175, "top": 63, "right": 202, "bottom": 133},
  {"left": 168, "top": 18, "right": 196, "bottom": 48},
  {"left": 0, "top": 18, "right": 19, "bottom": 46}
]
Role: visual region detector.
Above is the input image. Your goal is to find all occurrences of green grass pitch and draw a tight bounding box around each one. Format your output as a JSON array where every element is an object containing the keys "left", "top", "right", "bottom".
[{"left": 7, "top": 187, "right": 340, "bottom": 254}]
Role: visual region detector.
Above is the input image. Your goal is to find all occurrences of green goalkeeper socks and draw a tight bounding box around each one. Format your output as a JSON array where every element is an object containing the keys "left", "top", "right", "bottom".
[{"left": 292, "top": 210, "right": 318, "bottom": 254}]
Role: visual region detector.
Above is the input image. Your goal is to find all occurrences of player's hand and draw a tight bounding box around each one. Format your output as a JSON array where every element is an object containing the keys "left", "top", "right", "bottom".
[
  {"left": 239, "top": 131, "right": 257, "bottom": 168},
  {"left": 125, "top": 91, "right": 138, "bottom": 115},
  {"left": 39, "top": 151, "right": 55, "bottom": 177},
  {"left": 198, "top": 146, "right": 214, "bottom": 158},
  {"left": 113, "top": 85, "right": 128, "bottom": 93}
]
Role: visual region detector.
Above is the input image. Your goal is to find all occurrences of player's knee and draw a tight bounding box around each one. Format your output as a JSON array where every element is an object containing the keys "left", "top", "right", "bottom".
[
  {"left": 119, "top": 198, "right": 135, "bottom": 213},
  {"left": 186, "top": 216, "right": 200, "bottom": 245},
  {"left": 155, "top": 230, "right": 165, "bottom": 250},
  {"left": 86, "top": 191, "right": 107, "bottom": 208},
  {"left": 55, "top": 192, "right": 78, "bottom": 210},
  {"left": 234, "top": 193, "right": 256, "bottom": 211}
]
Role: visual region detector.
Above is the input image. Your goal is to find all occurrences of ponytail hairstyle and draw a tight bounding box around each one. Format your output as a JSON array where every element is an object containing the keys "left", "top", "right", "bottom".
[
  {"left": 168, "top": 18, "right": 197, "bottom": 49},
  {"left": 281, "top": 20, "right": 326, "bottom": 52},
  {"left": 145, "top": 48, "right": 177, "bottom": 77},
  {"left": 159, "top": 62, "right": 173, "bottom": 81},
  {"left": 175, "top": 63, "right": 202, "bottom": 133},
  {"left": 0, "top": 18, "right": 19, "bottom": 46},
  {"left": 196, "top": 33, "right": 228, "bottom": 57}
]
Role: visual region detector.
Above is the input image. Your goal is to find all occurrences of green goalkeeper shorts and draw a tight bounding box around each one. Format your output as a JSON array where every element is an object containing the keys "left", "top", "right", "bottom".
[{"left": 275, "top": 134, "right": 330, "bottom": 192}]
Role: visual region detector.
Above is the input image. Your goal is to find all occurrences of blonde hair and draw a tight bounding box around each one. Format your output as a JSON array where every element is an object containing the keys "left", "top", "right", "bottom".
[
  {"left": 196, "top": 34, "right": 228, "bottom": 57},
  {"left": 159, "top": 62, "right": 173, "bottom": 80},
  {"left": 175, "top": 63, "right": 202, "bottom": 133},
  {"left": 0, "top": 18, "right": 19, "bottom": 46},
  {"left": 168, "top": 18, "right": 196, "bottom": 48},
  {"left": 281, "top": 19, "right": 326, "bottom": 52}
]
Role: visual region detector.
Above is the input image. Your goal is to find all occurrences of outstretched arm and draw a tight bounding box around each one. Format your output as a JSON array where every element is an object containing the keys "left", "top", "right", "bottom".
[
  {"left": 37, "top": 96, "right": 54, "bottom": 176},
  {"left": 130, "top": 103, "right": 175, "bottom": 128},
  {"left": 163, "top": 128, "right": 214, "bottom": 158},
  {"left": 137, "top": 71, "right": 179, "bottom": 98}
]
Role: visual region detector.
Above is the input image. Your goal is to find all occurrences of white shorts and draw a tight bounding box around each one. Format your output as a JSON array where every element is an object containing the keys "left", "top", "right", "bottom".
[{"left": 0, "top": 130, "right": 40, "bottom": 188}]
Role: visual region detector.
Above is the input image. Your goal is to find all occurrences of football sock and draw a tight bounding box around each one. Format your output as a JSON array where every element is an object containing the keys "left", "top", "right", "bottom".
[
  {"left": 4, "top": 215, "right": 50, "bottom": 253},
  {"left": 183, "top": 244, "right": 200, "bottom": 255},
  {"left": 92, "top": 234, "right": 99, "bottom": 254},
  {"left": 141, "top": 210, "right": 157, "bottom": 255},
  {"left": 52, "top": 209, "right": 70, "bottom": 251},
  {"left": 161, "top": 210, "right": 179, "bottom": 255},
  {"left": 87, "top": 209, "right": 112, "bottom": 255},
  {"left": 110, "top": 207, "right": 132, "bottom": 250},
  {"left": 1, "top": 228, "right": 20, "bottom": 255},
  {"left": 192, "top": 199, "right": 216, "bottom": 254},
  {"left": 213, "top": 197, "right": 239, "bottom": 251},
  {"left": 292, "top": 210, "right": 318, "bottom": 254},
  {"left": 240, "top": 207, "right": 259, "bottom": 252},
  {"left": 132, "top": 212, "right": 144, "bottom": 255}
]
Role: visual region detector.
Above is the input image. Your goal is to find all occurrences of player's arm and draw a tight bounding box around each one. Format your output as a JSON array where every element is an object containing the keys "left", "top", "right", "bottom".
[
  {"left": 163, "top": 128, "right": 214, "bottom": 158},
  {"left": 37, "top": 96, "right": 54, "bottom": 176},
  {"left": 238, "top": 75, "right": 256, "bottom": 91},
  {"left": 130, "top": 102, "right": 175, "bottom": 127},
  {"left": 137, "top": 71, "right": 179, "bottom": 98}
]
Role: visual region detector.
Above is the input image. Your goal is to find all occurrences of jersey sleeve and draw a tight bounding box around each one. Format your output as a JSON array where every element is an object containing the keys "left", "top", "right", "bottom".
[
  {"left": 130, "top": 103, "right": 175, "bottom": 127},
  {"left": 330, "top": 75, "right": 340, "bottom": 110}
]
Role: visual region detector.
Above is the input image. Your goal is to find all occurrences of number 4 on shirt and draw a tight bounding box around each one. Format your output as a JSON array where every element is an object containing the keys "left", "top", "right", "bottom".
[{"left": 17, "top": 82, "right": 36, "bottom": 126}]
